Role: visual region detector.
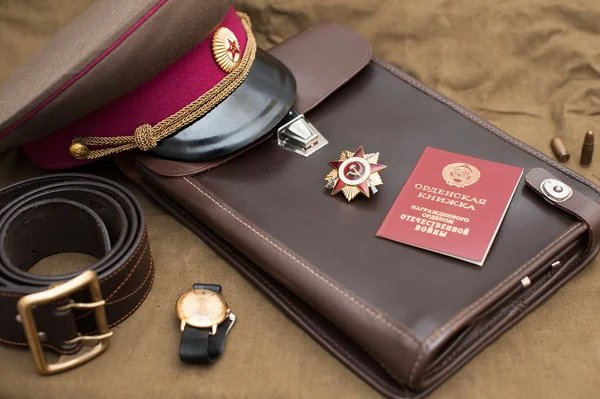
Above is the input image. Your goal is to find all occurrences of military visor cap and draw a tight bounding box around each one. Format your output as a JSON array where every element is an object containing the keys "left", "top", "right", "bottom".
[{"left": 0, "top": 0, "right": 295, "bottom": 169}]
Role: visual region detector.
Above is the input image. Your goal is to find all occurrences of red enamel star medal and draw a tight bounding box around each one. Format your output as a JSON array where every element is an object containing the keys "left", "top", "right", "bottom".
[{"left": 325, "top": 146, "right": 387, "bottom": 201}]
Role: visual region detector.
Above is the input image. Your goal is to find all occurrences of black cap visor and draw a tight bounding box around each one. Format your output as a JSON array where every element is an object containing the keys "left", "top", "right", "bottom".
[{"left": 149, "top": 48, "right": 296, "bottom": 161}]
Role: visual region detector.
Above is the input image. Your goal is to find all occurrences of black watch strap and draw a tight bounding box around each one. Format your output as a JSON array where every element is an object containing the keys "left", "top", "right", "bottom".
[
  {"left": 192, "top": 283, "right": 221, "bottom": 293},
  {"left": 179, "top": 317, "right": 233, "bottom": 364},
  {"left": 179, "top": 283, "right": 230, "bottom": 364}
]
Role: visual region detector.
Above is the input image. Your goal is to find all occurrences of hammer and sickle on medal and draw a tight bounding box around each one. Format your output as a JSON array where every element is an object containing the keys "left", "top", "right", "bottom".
[{"left": 347, "top": 163, "right": 363, "bottom": 177}]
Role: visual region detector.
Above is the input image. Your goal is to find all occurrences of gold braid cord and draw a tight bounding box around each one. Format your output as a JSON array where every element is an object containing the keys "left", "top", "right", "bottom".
[{"left": 72, "top": 13, "right": 256, "bottom": 160}]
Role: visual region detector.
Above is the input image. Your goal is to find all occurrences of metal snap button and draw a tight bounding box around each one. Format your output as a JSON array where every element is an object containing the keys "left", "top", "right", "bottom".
[{"left": 540, "top": 178, "right": 572, "bottom": 202}]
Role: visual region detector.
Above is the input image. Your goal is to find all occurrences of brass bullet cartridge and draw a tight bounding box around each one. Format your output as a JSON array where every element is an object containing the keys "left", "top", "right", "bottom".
[
  {"left": 580, "top": 130, "right": 594, "bottom": 166},
  {"left": 550, "top": 136, "right": 570, "bottom": 162}
]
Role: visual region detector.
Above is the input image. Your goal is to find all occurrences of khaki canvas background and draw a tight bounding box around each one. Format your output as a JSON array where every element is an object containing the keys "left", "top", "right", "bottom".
[{"left": 1, "top": 0, "right": 600, "bottom": 398}]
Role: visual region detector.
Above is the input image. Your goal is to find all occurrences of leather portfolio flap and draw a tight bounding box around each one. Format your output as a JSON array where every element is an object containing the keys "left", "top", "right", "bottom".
[
  {"left": 269, "top": 23, "right": 372, "bottom": 114},
  {"left": 138, "top": 23, "right": 371, "bottom": 178}
]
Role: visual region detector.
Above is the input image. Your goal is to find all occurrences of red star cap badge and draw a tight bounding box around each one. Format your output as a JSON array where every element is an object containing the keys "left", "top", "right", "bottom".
[{"left": 226, "top": 38, "right": 240, "bottom": 59}]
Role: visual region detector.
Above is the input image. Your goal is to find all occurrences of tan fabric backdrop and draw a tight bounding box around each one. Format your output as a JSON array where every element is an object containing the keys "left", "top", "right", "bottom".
[{"left": 1, "top": 0, "right": 599, "bottom": 398}]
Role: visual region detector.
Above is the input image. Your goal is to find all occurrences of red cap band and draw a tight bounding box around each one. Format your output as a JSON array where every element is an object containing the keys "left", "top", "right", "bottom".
[{"left": 25, "top": 7, "right": 247, "bottom": 169}]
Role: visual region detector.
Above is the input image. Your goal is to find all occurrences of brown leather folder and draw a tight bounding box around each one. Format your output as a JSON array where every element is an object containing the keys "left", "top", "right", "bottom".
[{"left": 118, "top": 24, "right": 600, "bottom": 398}]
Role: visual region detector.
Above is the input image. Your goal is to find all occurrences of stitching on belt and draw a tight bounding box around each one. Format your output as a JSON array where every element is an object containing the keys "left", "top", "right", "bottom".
[
  {"left": 99, "top": 227, "right": 148, "bottom": 282},
  {"left": 105, "top": 241, "right": 150, "bottom": 300},
  {"left": 103, "top": 259, "right": 154, "bottom": 305},
  {"left": 106, "top": 258, "right": 155, "bottom": 329},
  {"left": 75, "top": 249, "right": 154, "bottom": 320},
  {"left": 86, "top": 257, "right": 155, "bottom": 334},
  {"left": 0, "top": 336, "right": 80, "bottom": 355}
]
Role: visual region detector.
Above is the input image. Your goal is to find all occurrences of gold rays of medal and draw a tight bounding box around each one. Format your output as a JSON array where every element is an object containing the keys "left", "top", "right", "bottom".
[{"left": 325, "top": 150, "right": 384, "bottom": 201}]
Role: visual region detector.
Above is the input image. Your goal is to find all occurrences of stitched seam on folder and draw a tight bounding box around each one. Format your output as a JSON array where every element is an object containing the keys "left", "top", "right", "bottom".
[
  {"left": 369, "top": 58, "right": 596, "bottom": 385},
  {"left": 424, "top": 299, "right": 517, "bottom": 379},
  {"left": 372, "top": 58, "right": 600, "bottom": 200},
  {"left": 219, "top": 240, "right": 409, "bottom": 392},
  {"left": 182, "top": 177, "right": 419, "bottom": 346},
  {"left": 424, "top": 249, "right": 578, "bottom": 379},
  {"left": 255, "top": 266, "right": 405, "bottom": 388},
  {"left": 407, "top": 224, "right": 579, "bottom": 385}
]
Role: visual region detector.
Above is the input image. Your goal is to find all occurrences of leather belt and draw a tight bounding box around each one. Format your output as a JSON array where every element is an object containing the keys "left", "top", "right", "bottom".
[{"left": 0, "top": 174, "right": 154, "bottom": 375}]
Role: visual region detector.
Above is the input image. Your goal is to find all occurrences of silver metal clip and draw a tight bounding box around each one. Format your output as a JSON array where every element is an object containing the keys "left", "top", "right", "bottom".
[{"left": 275, "top": 109, "right": 328, "bottom": 157}]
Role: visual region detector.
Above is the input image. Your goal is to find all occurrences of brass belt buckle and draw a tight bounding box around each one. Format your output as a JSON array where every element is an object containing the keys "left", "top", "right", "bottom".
[{"left": 16, "top": 270, "right": 113, "bottom": 375}]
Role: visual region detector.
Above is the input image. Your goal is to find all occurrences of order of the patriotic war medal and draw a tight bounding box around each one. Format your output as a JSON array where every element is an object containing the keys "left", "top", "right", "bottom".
[{"left": 325, "top": 146, "right": 387, "bottom": 201}]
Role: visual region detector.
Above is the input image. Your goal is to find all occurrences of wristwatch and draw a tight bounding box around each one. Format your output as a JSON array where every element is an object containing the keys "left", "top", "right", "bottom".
[{"left": 176, "top": 284, "right": 236, "bottom": 364}]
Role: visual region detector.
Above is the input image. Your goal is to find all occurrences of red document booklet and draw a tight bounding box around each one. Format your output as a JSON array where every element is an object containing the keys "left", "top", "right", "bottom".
[{"left": 377, "top": 147, "right": 523, "bottom": 266}]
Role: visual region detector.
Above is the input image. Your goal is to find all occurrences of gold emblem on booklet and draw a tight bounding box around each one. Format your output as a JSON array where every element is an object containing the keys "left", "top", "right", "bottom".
[
  {"left": 325, "top": 146, "right": 387, "bottom": 201},
  {"left": 442, "top": 163, "right": 481, "bottom": 188},
  {"left": 212, "top": 27, "right": 241, "bottom": 73}
]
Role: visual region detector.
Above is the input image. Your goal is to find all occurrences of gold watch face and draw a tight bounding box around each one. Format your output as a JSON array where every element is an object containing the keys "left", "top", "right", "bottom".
[{"left": 176, "top": 289, "right": 228, "bottom": 328}]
